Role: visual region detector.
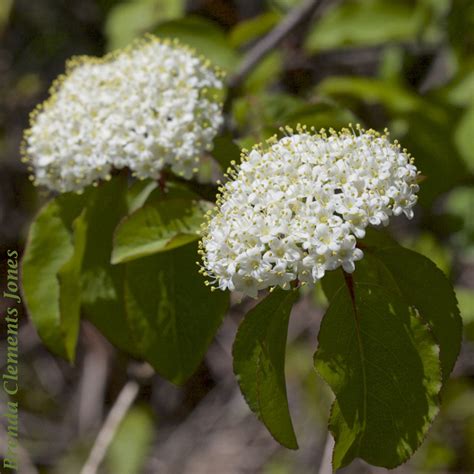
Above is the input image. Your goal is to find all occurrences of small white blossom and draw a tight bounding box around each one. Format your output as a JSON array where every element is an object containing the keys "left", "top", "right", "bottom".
[
  {"left": 22, "top": 35, "right": 225, "bottom": 193},
  {"left": 200, "top": 125, "right": 419, "bottom": 298}
]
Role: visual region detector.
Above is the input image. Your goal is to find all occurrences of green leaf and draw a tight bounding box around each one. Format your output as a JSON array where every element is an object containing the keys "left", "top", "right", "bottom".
[
  {"left": 126, "top": 179, "right": 158, "bottom": 213},
  {"left": 316, "top": 76, "right": 423, "bottom": 115},
  {"left": 112, "top": 198, "right": 212, "bottom": 264},
  {"left": 315, "top": 277, "right": 442, "bottom": 469},
  {"left": 456, "top": 287, "right": 474, "bottom": 326},
  {"left": 371, "top": 246, "right": 462, "bottom": 383},
  {"left": 444, "top": 69, "right": 474, "bottom": 107},
  {"left": 283, "top": 101, "right": 357, "bottom": 131},
  {"left": 323, "top": 236, "right": 462, "bottom": 385},
  {"left": 378, "top": 45, "right": 405, "bottom": 82},
  {"left": 154, "top": 16, "right": 239, "bottom": 72},
  {"left": 321, "top": 267, "right": 345, "bottom": 302},
  {"left": 57, "top": 210, "right": 88, "bottom": 360},
  {"left": 243, "top": 52, "right": 283, "bottom": 93},
  {"left": 401, "top": 109, "right": 469, "bottom": 206},
  {"left": 232, "top": 93, "right": 356, "bottom": 139},
  {"left": 124, "top": 242, "right": 228, "bottom": 384},
  {"left": 229, "top": 12, "right": 281, "bottom": 48},
  {"left": 105, "top": 0, "right": 185, "bottom": 50},
  {"left": 233, "top": 288, "right": 299, "bottom": 449},
  {"left": 321, "top": 229, "right": 396, "bottom": 301},
  {"left": 80, "top": 177, "right": 137, "bottom": 354},
  {"left": 232, "top": 93, "right": 303, "bottom": 136},
  {"left": 305, "top": 0, "right": 425, "bottom": 52},
  {"left": 212, "top": 133, "right": 241, "bottom": 172},
  {"left": 455, "top": 104, "right": 474, "bottom": 173},
  {"left": 106, "top": 406, "right": 155, "bottom": 474},
  {"left": 402, "top": 232, "right": 452, "bottom": 276},
  {"left": 447, "top": 0, "right": 474, "bottom": 54},
  {"left": 445, "top": 187, "right": 474, "bottom": 257},
  {"left": 22, "top": 192, "right": 87, "bottom": 360},
  {"left": 0, "top": 0, "right": 12, "bottom": 34}
]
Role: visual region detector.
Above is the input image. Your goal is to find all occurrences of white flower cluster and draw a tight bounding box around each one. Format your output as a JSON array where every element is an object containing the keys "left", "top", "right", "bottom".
[
  {"left": 22, "top": 36, "right": 225, "bottom": 193},
  {"left": 200, "top": 126, "right": 419, "bottom": 298}
]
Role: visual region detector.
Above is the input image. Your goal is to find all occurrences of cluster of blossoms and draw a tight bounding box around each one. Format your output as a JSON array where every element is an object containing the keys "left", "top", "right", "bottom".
[
  {"left": 200, "top": 125, "right": 419, "bottom": 298},
  {"left": 22, "top": 35, "right": 225, "bottom": 193}
]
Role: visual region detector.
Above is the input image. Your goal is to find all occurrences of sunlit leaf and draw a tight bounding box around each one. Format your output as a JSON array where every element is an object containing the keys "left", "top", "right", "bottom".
[
  {"left": 455, "top": 104, "right": 474, "bottom": 173},
  {"left": 233, "top": 288, "right": 299, "bottom": 449},
  {"left": 57, "top": 211, "right": 88, "bottom": 360},
  {"left": 154, "top": 16, "right": 239, "bottom": 71},
  {"left": 324, "top": 230, "right": 462, "bottom": 382},
  {"left": 22, "top": 192, "right": 88, "bottom": 360},
  {"left": 317, "top": 76, "right": 423, "bottom": 114},
  {"left": 105, "top": 0, "right": 185, "bottom": 50},
  {"left": 112, "top": 198, "right": 212, "bottom": 264},
  {"left": 243, "top": 52, "right": 283, "bottom": 93},
  {"left": 283, "top": 101, "right": 357, "bottom": 131},
  {"left": 316, "top": 274, "right": 442, "bottom": 469},
  {"left": 126, "top": 179, "right": 159, "bottom": 213},
  {"left": 229, "top": 12, "right": 281, "bottom": 48},
  {"left": 305, "top": 0, "right": 425, "bottom": 52}
]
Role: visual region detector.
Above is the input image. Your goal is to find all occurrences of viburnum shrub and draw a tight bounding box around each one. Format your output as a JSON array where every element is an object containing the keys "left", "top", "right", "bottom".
[
  {"left": 200, "top": 125, "right": 418, "bottom": 297},
  {"left": 22, "top": 35, "right": 224, "bottom": 192},
  {"left": 21, "top": 35, "right": 462, "bottom": 471}
]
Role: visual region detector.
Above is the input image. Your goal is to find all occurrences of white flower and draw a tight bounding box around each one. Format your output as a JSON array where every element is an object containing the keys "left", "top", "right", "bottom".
[
  {"left": 200, "top": 125, "right": 419, "bottom": 298},
  {"left": 22, "top": 35, "right": 225, "bottom": 193}
]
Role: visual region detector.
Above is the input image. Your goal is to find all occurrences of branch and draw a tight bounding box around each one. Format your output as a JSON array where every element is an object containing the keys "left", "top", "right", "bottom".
[
  {"left": 228, "top": 0, "right": 324, "bottom": 90},
  {"left": 80, "top": 380, "right": 140, "bottom": 474}
]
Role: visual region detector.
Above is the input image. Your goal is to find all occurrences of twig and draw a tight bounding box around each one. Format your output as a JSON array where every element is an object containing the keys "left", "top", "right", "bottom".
[
  {"left": 319, "top": 432, "right": 335, "bottom": 474},
  {"left": 80, "top": 380, "right": 140, "bottom": 474},
  {"left": 228, "top": 0, "right": 324, "bottom": 90},
  {"left": 77, "top": 343, "right": 109, "bottom": 435}
]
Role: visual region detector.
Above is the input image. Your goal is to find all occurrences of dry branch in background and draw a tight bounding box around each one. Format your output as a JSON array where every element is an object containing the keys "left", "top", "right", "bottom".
[
  {"left": 228, "top": 0, "right": 325, "bottom": 90},
  {"left": 80, "top": 380, "right": 139, "bottom": 474}
]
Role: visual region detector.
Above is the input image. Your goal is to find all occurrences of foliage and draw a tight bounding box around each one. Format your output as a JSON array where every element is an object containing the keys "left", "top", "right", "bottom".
[
  {"left": 317, "top": 280, "right": 441, "bottom": 469},
  {"left": 319, "top": 234, "right": 461, "bottom": 467},
  {"left": 124, "top": 242, "right": 228, "bottom": 384},
  {"left": 233, "top": 288, "right": 299, "bottom": 449},
  {"left": 22, "top": 179, "right": 229, "bottom": 384},
  {"left": 112, "top": 196, "right": 212, "bottom": 264},
  {"left": 22, "top": 192, "right": 88, "bottom": 361}
]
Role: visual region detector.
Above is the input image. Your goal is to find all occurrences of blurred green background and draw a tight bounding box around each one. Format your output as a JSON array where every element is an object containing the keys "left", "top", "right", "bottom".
[{"left": 0, "top": 0, "right": 473, "bottom": 472}]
